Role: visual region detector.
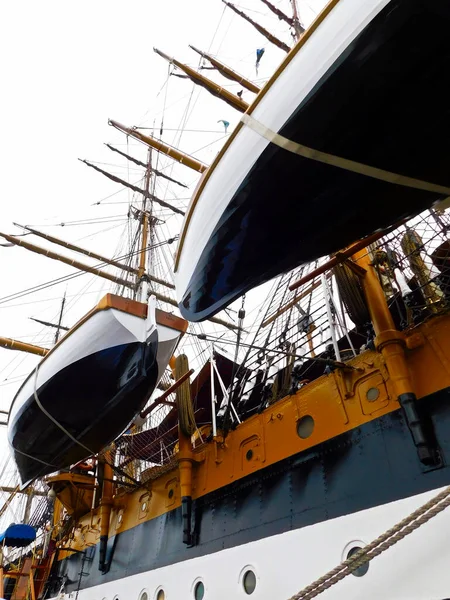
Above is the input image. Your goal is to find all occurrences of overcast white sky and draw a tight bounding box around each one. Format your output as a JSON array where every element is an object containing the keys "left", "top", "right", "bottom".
[{"left": 0, "top": 0, "right": 325, "bottom": 491}]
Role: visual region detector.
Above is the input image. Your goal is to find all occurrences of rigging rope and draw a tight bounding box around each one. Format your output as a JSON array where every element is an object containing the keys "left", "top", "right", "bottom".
[
  {"left": 175, "top": 354, "right": 197, "bottom": 437},
  {"left": 223, "top": 294, "right": 246, "bottom": 436},
  {"left": 289, "top": 485, "right": 450, "bottom": 600},
  {"left": 33, "top": 363, "right": 94, "bottom": 456},
  {"left": 333, "top": 261, "right": 370, "bottom": 328}
]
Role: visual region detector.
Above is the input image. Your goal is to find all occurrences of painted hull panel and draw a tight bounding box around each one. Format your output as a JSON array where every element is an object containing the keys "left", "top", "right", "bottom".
[
  {"left": 176, "top": 0, "right": 450, "bottom": 321},
  {"left": 49, "top": 488, "right": 450, "bottom": 600},
  {"left": 9, "top": 340, "right": 158, "bottom": 486},
  {"left": 51, "top": 387, "right": 450, "bottom": 599},
  {"left": 8, "top": 300, "right": 182, "bottom": 486}
]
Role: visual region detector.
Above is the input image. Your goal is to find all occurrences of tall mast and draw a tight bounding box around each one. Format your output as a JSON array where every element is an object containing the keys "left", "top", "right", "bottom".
[{"left": 138, "top": 148, "right": 152, "bottom": 302}]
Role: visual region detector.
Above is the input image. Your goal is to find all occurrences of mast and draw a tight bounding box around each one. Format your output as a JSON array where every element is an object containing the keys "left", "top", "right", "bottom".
[
  {"left": 222, "top": 0, "right": 291, "bottom": 53},
  {"left": 154, "top": 48, "right": 249, "bottom": 113},
  {"left": 189, "top": 46, "right": 260, "bottom": 94},
  {"left": 109, "top": 120, "right": 207, "bottom": 173},
  {"left": 137, "top": 149, "right": 152, "bottom": 302}
]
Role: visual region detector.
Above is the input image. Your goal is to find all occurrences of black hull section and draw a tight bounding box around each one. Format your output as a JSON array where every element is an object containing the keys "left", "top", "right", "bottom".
[
  {"left": 9, "top": 334, "right": 158, "bottom": 486},
  {"left": 181, "top": 0, "right": 450, "bottom": 321},
  {"left": 54, "top": 386, "right": 450, "bottom": 594}
]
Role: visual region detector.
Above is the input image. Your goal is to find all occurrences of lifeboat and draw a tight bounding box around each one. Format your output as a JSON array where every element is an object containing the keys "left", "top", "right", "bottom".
[
  {"left": 175, "top": 0, "right": 450, "bottom": 321},
  {"left": 8, "top": 294, "right": 187, "bottom": 487}
]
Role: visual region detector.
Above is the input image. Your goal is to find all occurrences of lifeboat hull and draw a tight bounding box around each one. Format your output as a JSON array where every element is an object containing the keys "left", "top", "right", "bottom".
[
  {"left": 8, "top": 294, "right": 187, "bottom": 487},
  {"left": 175, "top": 0, "right": 450, "bottom": 321}
]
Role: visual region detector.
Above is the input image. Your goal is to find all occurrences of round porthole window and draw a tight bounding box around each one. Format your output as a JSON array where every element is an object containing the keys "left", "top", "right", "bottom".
[
  {"left": 156, "top": 589, "right": 165, "bottom": 600},
  {"left": 194, "top": 580, "right": 205, "bottom": 600},
  {"left": 297, "top": 415, "right": 314, "bottom": 439},
  {"left": 139, "top": 592, "right": 149, "bottom": 600},
  {"left": 243, "top": 569, "right": 257, "bottom": 594},
  {"left": 366, "top": 387, "right": 380, "bottom": 402},
  {"left": 346, "top": 546, "right": 369, "bottom": 577}
]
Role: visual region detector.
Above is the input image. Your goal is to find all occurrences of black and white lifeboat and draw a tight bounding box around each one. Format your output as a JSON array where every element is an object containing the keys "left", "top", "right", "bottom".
[
  {"left": 8, "top": 294, "right": 187, "bottom": 487},
  {"left": 175, "top": 0, "right": 450, "bottom": 321}
]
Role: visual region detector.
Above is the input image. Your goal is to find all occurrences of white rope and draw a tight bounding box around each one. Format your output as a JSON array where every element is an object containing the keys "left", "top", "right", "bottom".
[
  {"left": 241, "top": 113, "right": 450, "bottom": 198},
  {"left": 33, "top": 364, "right": 94, "bottom": 455}
]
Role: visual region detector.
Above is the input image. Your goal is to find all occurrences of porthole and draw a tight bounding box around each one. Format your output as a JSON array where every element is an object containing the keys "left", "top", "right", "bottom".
[
  {"left": 156, "top": 589, "right": 165, "bottom": 600},
  {"left": 346, "top": 546, "right": 369, "bottom": 577},
  {"left": 168, "top": 489, "right": 174, "bottom": 499},
  {"left": 245, "top": 449, "right": 253, "bottom": 461},
  {"left": 366, "top": 387, "right": 380, "bottom": 402},
  {"left": 139, "top": 592, "right": 149, "bottom": 600},
  {"left": 194, "top": 580, "right": 205, "bottom": 600},
  {"left": 297, "top": 415, "right": 314, "bottom": 439},
  {"left": 243, "top": 570, "right": 257, "bottom": 595}
]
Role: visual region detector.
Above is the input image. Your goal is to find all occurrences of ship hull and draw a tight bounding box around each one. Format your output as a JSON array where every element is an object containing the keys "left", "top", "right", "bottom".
[
  {"left": 8, "top": 296, "right": 185, "bottom": 487},
  {"left": 50, "top": 386, "right": 450, "bottom": 599},
  {"left": 176, "top": 0, "right": 450, "bottom": 321},
  {"left": 49, "top": 489, "right": 450, "bottom": 600}
]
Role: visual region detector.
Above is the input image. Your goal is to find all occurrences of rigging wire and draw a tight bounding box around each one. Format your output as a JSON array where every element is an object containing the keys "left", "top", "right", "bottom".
[{"left": 0, "top": 237, "right": 178, "bottom": 306}]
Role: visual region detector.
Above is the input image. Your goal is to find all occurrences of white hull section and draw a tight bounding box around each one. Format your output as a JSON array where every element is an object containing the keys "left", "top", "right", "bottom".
[
  {"left": 175, "top": 0, "right": 392, "bottom": 301},
  {"left": 8, "top": 296, "right": 180, "bottom": 426},
  {"left": 54, "top": 487, "right": 450, "bottom": 600},
  {"left": 155, "top": 322, "right": 183, "bottom": 383}
]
